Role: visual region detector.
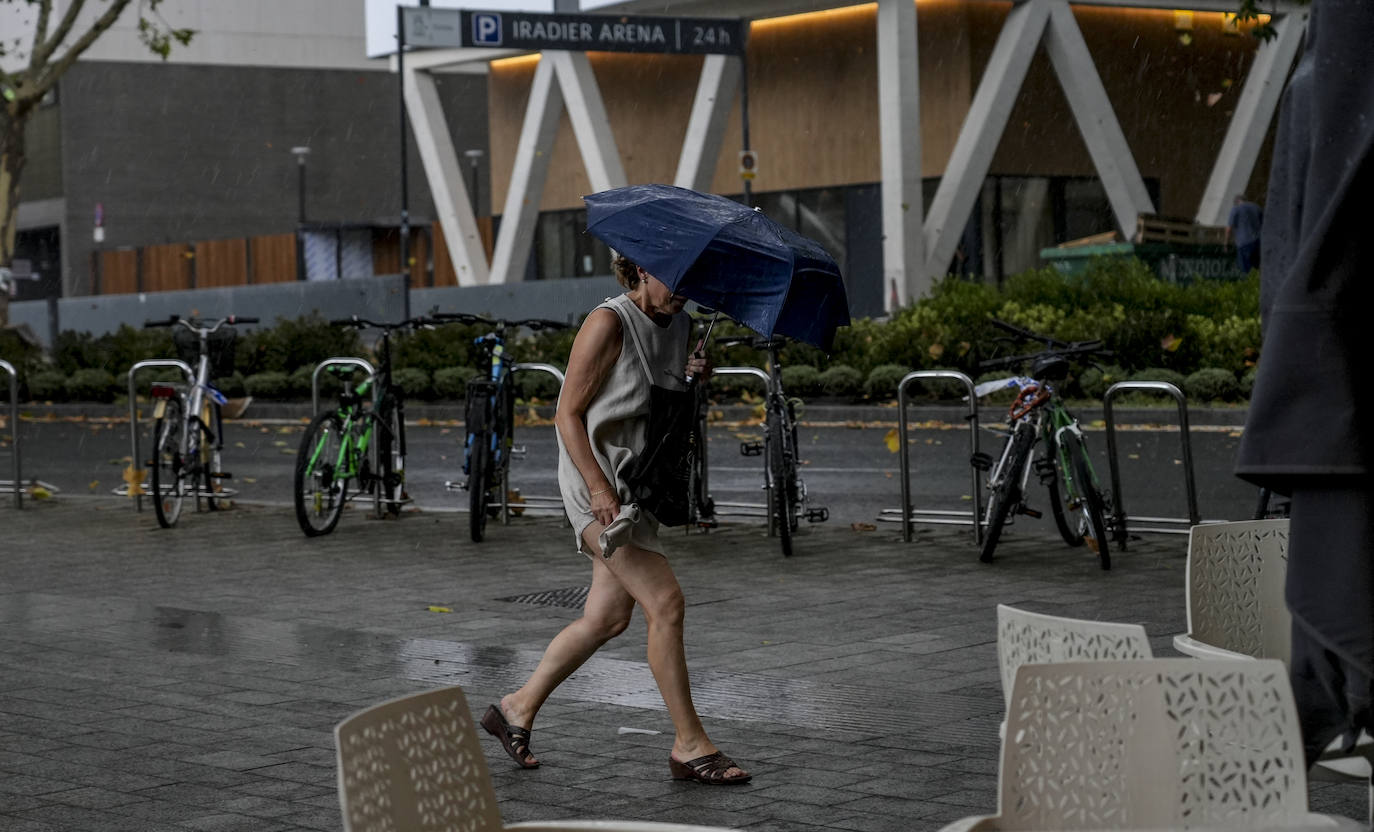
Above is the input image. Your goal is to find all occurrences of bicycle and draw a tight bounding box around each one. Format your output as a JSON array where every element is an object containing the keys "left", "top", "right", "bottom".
[
  {"left": 972, "top": 319, "right": 1116, "bottom": 569},
  {"left": 144, "top": 314, "right": 258, "bottom": 528},
  {"left": 431, "top": 312, "right": 570, "bottom": 543},
  {"left": 717, "top": 335, "right": 828, "bottom": 557},
  {"left": 293, "top": 316, "right": 424, "bottom": 537}
]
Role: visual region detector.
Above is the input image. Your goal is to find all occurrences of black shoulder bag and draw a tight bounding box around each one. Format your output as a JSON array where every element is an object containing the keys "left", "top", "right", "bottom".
[{"left": 618, "top": 314, "right": 697, "bottom": 527}]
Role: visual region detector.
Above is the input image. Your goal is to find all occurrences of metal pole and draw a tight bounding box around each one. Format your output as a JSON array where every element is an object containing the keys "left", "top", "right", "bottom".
[
  {"left": 1, "top": 360, "right": 19, "bottom": 509},
  {"left": 740, "top": 45, "right": 753, "bottom": 206},
  {"left": 127, "top": 359, "right": 194, "bottom": 512},
  {"left": 397, "top": 3, "right": 412, "bottom": 320}
]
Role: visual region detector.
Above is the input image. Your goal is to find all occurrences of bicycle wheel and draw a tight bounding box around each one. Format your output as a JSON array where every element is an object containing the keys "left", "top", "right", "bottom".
[
  {"left": 768, "top": 402, "right": 797, "bottom": 557},
  {"left": 203, "top": 402, "right": 224, "bottom": 511},
  {"left": 381, "top": 398, "right": 405, "bottom": 516},
  {"left": 979, "top": 422, "right": 1036, "bottom": 564},
  {"left": 1061, "top": 430, "right": 1112, "bottom": 570},
  {"left": 1045, "top": 439, "right": 1085, "bottom": 548},
  {"left": 149, "top": 397, "right": 188, "bottom": 528},
  {"left": 468, "top": 431, "right": 490, "bottom": 542},
  {"left": 294, "top": 410, "right": 347, "bottom": 537}
]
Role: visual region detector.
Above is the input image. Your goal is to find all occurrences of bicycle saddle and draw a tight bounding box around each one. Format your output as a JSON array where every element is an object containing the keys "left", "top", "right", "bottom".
[{"left": 1030, "top": 354, "right": 1071, "bottom": 382}]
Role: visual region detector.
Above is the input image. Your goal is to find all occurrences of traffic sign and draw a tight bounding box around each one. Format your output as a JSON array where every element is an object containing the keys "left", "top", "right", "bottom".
[
  {"left": 402, "top": 8, "right": 746, "bottom": 56},
  {"left": 739, "top": 149, "right": 758, "bottom": 181}
]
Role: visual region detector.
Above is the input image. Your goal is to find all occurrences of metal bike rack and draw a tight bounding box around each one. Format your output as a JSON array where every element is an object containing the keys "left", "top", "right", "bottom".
[
  {"left": 120, "top": 359, "right": 195, "bottom": 511},
  {"left": 500, "top": 362, "right": 567, "bottom": 524},
  {"left": 699, "top": 366, "right": 776, "bottom": 530},
  {"left": 311, "top": 357, "right": 376, "bottom": 416},
  {"left": 878, "top": 371, "right": 983, "bottom": 544},
  {"left": 1102, "top": 380, "right": 1206, "bottom": 542},
  {"left": 0, "top": 360, "right": 19, "bottom": 508}
]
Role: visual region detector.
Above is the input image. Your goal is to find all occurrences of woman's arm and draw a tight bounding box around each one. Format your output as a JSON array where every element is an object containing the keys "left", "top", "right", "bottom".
[{"left": 555, "top": 308, "right": 623, "bottom": 527}]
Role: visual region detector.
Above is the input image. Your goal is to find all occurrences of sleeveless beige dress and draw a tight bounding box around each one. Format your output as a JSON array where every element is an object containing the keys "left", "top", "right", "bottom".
[{"left": 556, "top": 294, "right": 690, "bottom": 557}]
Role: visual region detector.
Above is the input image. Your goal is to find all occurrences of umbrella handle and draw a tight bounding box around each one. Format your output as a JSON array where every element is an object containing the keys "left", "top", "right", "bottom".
[{"left": 685, "top": 312, "right": 719, "bottom": 386}]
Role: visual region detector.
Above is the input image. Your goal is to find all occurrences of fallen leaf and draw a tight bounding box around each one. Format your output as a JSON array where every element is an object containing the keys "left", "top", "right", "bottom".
[
  {"left": 281, "top": 448, "right": 297, "bottom": 455},
  {"left": 243, "top": 477, "right": 257, "bottom": 484},
  {"left": 88, "top": 480, "right": 100, "bottom": 491},
  {"left": 1128, "top": 453, "right": 1140, "bottom": 460},
  {"left": 1161, "top": 334, "right": 1183, "bottom": 352},
  {"left": 235, "top": 441, "right": 246, "bottom": 448},
  {"left": 884, "top": 428, "right": 900, "bottom": 453},
  {"left": 277, "top": 426, "right": 294, "bottom": 434},
  {"left": 122, "top": 465, "right": 147, "bottom": 497},
  {"left": 427, "top": 606, "right": 452, "bottom": 613},
  {"left": 851, "top": 522, "right": 877, "bottom": 532},
  {"left": 273, "top": 440, "right": 287, "bottom": 447},
  {"left": 928, "top": 343, "right": 945, "bottom": 360},
  {"left": 960, "top": 494, "right": 972, "bottom": 501},
  {"left": 29, "top": 486, "right": 52, "bottom": 500},
  {"left": 1206, "top": 92, "right": 1223, "bottom": 107}
]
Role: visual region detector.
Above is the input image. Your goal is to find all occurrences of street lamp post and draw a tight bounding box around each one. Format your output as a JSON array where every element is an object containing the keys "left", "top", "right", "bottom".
[
  {"left": 291, "top": 146, "right": 311, "bottom": 280},
  {"left": 464, "top": 148, "right": 484, "bottom": 216}
]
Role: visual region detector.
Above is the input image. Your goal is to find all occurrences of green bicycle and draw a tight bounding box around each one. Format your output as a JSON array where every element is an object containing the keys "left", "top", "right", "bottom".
[
  {"left": 972, "top": 319, "right": 1116, "bottom": 569},
  {"left": 293, "top": 316, "right": 422, "bottom": 537}
]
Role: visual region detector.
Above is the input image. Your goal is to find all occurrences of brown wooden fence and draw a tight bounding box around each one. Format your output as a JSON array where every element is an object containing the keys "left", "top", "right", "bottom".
[{"left": 92, "top": 225, "right": 493, "bottom": 294}]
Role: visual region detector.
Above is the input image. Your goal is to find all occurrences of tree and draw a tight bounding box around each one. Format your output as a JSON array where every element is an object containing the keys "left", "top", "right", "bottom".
[{"left": 0, "top": 0, "right": 192, "bottom": 326}]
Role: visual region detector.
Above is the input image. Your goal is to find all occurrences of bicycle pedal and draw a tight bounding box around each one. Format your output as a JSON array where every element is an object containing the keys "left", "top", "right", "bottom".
[
  {"left": 1018, "top": 506, "right": 1043, "bottom": 519},
  {"left": 739, "top": 441, "right": 763, "bottom": 457},
  {"left": 805, "top": 507, "right": 829, "bottom": 523},
  {"left": 1033, "top": 459, "right": 1057, "bottom": 484},
  {"left": 444, "top": 480, "right": 468, "bottom": 492},
  {"left": 510, "top": 445, "right": 528, "bottom": 458},
  {"left": 970, "top": 452, "right": 993, "bottom": 471}
]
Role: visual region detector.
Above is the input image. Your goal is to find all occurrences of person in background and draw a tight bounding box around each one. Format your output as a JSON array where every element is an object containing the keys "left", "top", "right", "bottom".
[{"left": 1226, "top": 194, "right": 1263, "bottom": 273}]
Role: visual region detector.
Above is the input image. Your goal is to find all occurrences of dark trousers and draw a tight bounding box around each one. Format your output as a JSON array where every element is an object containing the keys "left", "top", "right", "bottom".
[
  {"left": 1287, "top": 485, "right": 1374, "bottom": 767},
  {"left": 1237, "top": 241, "right": 1261, "bottom": 272}
]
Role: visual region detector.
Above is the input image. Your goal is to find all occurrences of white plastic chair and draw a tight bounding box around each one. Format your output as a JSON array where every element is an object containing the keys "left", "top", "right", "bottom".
[
  {"left": 997, "top": 604, "right": 1153, "bottom": 708},
  {"left": 1173, "top": 519, "right": 1292, "bottom": 662},
  {"left": 937, "top": 658, "right": 1365, "bottom": 832},
  {"left": 336, "top": 685, "right": 738, "bottom": 832}
]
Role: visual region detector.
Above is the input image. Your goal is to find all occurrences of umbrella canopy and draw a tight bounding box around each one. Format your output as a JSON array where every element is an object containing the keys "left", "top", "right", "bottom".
[{"left": 583, "top": 184, "right": 850, "bottom": 351}]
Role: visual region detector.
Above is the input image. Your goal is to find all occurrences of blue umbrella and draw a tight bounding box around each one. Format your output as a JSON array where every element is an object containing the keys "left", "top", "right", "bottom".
[{"left": 583, "top": 184, "right": 850, "bottom": 351}]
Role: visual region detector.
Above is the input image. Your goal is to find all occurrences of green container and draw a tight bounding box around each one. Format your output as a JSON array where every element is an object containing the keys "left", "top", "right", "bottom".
[{"left": 1040, "top": 241, "right": 1245, "bottom": 284}]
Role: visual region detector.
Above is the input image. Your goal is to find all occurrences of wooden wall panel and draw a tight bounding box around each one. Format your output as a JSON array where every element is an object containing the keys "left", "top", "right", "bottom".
[
  {"left": 250, "top": 234, "right": 298, "bottom": 283},
  {"left": 488, "top": 2, "right": 977, "bottom": 212},
  {"left": 193, "top": 238, "right": 248, "bottom": 288},
  {"left": 430, "top": 221, "right": 493, "bottom": 287},
  {"left": 371, "top": 228, "right": 429, "bottom": 286},
  {"left": 98, "top": 249, "right": 138, "bottom": 295},
  {"left": 141, "top": 244, "right": 191, "bottom": 293}
]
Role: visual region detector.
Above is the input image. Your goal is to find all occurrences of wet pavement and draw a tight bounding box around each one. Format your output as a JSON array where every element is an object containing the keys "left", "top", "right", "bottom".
[{"left": 1, "top": 484, "right": 1366, "bottom": 831}]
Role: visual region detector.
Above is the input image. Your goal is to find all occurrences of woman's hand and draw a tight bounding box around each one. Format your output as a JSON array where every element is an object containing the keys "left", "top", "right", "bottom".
[
  {"left": 590, "top": 485, "right": 621, "bottom": 528},
  {"left": 685, "top": 351, "right": 712, "bottom": 381}
]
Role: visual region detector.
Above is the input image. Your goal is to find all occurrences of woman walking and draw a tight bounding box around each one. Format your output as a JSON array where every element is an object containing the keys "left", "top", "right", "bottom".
[{"left": 480, "top": 255, "right": 751, "bottom": 785}]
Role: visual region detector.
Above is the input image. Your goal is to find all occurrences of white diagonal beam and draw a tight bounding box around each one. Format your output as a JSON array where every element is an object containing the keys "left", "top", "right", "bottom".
[
  {"left": 1043, "top": 0, "right": 1154, "bottom": 237},
  {"left": 675, "top": 54, "right": 741, "bottom": 192},
  {"left": 1196, "top": 12, "right": 1306, "bottom": 226},
  {"left": 877, "top": 0, "right": 924, "bottom": 309},
  {"left": 490, "top": 57, "right": 563, "bottom": 284},
  {"left": 549, "top": 50, "right": 627, "bottom": 193},
  {"left": 405, "top": 68, "right": 490, "bottom": 287},
  {"left": 923, "top": 0, "right": 1050, "bottom": 279}
]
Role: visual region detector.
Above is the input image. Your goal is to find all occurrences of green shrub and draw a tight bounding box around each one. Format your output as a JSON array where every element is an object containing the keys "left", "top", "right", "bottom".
[
  {"left": 433, "top": 366, "right": 479, "bottom": 400},
  {"left": 392, "top": 322, "right": 488, "bottom": 373},
  {"left": 514, "top": 369, "right": 561, "bottom": 402},
  {"left": 1128, "top": 367, "right": 1188, "bottom": 391},
  {"left": 819, "top": 365, "right": 863, "bottom": 398},
  {"left": 65, "top": 368, "right": 116, "bottom": 402},
  {"left": 216, "top": 371, "right": 247, "bottom": 398},
  {"left": 1185, "top": 368, "right": 1242, "bottom": 403},
  {"left": 391, "top": 368, "right": 432, "bottom": 400},
  {"left": 1075, "top": 365, "right": 1126, "bottom": 400},
  {"left": 244, "top": 371, "right": 292, "bottom": 399},
  {"left": 1240, "top": 366, "right": 1259, "bottom": 398},
  {"left": 781, "top": 365, "right": 822, "bottom": 398},
  {"left": 863, "top": 364, "right": 911, "bottom": 401},
  {"left": 54, "top": 325, "right": 175, "bottom": 376},
  {"left": 27, "top": 369, "right": 67, "bottom": 402},
  {"left": 235, "top": 314, "right": 361, "bottom": 376}
]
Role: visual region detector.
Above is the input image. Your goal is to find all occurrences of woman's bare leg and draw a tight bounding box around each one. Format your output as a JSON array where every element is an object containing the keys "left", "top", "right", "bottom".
[
  {"left": 589, "top": 528, "right": 747, "bottom": 778},
  {"left": 498, "top": 549, "right": 634, "bottom": 765}
]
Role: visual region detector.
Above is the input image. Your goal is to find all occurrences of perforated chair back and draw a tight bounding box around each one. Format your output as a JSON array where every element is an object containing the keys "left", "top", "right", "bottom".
[
  {"left": 999, "top": 659, "right": 1310, "bottom": 830},
  {"left": 996, "top": 604, "right": 1153, "bottom": 713},
  {"left": 336, "top": 685, "right": 503, "bottom": 832},
  {"left": 1179, "top": 519, "right": 1291, "bottom": 662}
]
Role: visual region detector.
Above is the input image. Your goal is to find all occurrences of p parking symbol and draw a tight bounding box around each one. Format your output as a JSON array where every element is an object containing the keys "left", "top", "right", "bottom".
[{"left": 472, "top": 13, "right": 502, "bottom": 46}]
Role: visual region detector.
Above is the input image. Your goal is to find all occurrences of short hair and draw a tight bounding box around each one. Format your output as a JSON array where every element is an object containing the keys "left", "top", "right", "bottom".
[
  {"left": 1234, "top": 194, "right": 1247, "bottom": 204},
  {"left": 612, "top": 254, "right": 640, "bottom": 290}
]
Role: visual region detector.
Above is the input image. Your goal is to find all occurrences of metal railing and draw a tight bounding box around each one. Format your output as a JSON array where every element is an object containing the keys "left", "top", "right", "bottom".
[
  {"left": 122, "top": 359, "right": 195, "bottom": 511},
  {"left": 1102, "top": 380, "right": 1207, "bottom": 543},
  {"left": 701, "top": 366, "right": 775, "bottom": 528},
  {"left": 878, "top": 371, "right": 983, "bottom": 544},
  {"left": 311, "top": 358, "right": 377, "bottom": 416},
  {"left": 501, "top": 363, "right": 567, "bottom": 524},
  {"left": 0, "top": 360, "right": 18, "bottom": 509}
]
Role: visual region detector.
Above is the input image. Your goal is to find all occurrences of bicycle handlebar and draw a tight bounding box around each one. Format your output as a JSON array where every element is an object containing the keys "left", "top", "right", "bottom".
[
  {"left": 978, "top": 342, "right": 1111, "bottom": 371},
  {"left": 429, "top": 312, "right": 570, "bottom": 332},
  {"left": 328, "top": 315, "right": 430, "bottom": 331},
  {"left": 716, "top": 334, "right": 783, "bottom": 351},
  {"left": 988, "top": 318, "right": 1071, "bottom": 349},
  {"left": 144, "top": 314, "right": 257, "bottom": 331}
]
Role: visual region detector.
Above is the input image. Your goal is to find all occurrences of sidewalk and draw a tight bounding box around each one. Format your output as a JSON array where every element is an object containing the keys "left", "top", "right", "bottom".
[{"left": 0, "top": 499, "right": 1360, "bottom": 831}]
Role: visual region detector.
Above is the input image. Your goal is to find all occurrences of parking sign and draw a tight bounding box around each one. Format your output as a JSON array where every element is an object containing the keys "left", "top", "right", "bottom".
[{"left": 472, "top": 13, "right": 502, "bottom": 46}]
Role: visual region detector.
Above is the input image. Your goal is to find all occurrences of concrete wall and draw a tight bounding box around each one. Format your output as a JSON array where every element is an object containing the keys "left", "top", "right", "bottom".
[{"left": 8, "top": 276, "right": 621, "bottom": 347}]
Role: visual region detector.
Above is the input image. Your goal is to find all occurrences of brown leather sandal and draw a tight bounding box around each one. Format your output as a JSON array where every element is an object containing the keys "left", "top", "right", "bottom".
[
  {"left": 669, "top": 751, "right": 751, "bottom": 784},
  {"left": 480, "top": 704, "right": 539, "bottom": 769}
]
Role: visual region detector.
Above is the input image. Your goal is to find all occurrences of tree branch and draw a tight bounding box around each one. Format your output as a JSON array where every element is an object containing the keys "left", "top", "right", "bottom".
[
  {"left": 31, "top": 0, "right": 94, "bottom": 70},
  {"left": 29, "top": 0, "right": 54, "bottom": 69},
  {"left": 28, "top": 0, "right": 135, "bottom": 103}
]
